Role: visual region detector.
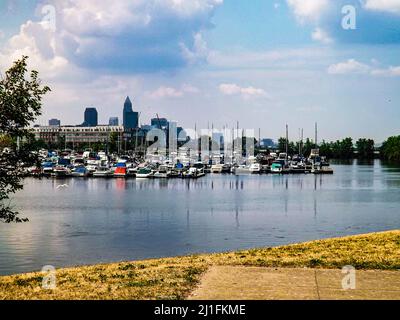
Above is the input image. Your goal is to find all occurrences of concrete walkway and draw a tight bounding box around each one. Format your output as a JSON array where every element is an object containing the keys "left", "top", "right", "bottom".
[{"left": 188, "top": 266, "right": 400, "bottom": 300}]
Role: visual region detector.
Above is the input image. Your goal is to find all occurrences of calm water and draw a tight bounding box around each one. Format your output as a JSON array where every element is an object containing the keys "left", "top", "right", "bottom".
[{"left": 0, "top": 160, "right": 399, "bottom": 275}]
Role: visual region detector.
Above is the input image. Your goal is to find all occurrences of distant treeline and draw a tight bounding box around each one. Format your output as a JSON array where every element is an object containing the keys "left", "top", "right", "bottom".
[
  {"left": 380, "top": 136, "right": 400, "bottom": 163},
  {"left": 2, "top": 132, "right": 400, "bottom": 163},
  {"left": 276, "top": 135, "right": 400, "bottom": 162}
]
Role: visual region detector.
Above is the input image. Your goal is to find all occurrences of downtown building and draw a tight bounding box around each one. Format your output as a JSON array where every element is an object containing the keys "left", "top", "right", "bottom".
[
  {"left": 83, "top": 107, "right": 98, "bottom": 127},
  {"left": 32, "top": 125, "right": 124, "bottom": 146},
  {"left": 32, "top": 96, "right": 185, "bottom": 151},
  {"left": 123, "top": 96, "right": 139, "bottom": 130},
  {"left": 33, "top": 105, "right": 123, "bottom": 146}
]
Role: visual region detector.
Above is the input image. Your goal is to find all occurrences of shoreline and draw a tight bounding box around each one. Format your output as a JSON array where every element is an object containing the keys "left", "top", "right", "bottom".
[{"left": 0, "top": 230, "right": 399, "bottom": 300}]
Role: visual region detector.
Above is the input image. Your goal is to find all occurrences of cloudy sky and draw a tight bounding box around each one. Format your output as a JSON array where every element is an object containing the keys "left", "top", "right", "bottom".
[{"left": 0, "top": 0, "right": 399, "bottom": 142}]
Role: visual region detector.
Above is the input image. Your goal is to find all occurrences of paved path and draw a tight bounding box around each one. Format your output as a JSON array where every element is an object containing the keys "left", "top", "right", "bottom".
[{"left": 188, "top": 266, "right": 400, "bottom": 300}]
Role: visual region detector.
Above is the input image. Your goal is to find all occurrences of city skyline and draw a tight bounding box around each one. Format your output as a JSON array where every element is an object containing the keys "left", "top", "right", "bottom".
[{"left": 0, "top": 1, "right": 399, "bottom": 142}]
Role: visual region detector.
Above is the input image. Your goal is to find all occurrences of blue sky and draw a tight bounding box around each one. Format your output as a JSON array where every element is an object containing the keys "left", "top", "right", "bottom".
[{"left": 0, "top": 0, "right": 399, "bottom": 142}]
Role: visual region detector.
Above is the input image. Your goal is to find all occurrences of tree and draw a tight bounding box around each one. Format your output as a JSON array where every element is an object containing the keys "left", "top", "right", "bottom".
[
  {"left": 356, "top": 138, "right": 375, "bottom": 159},
  {"left": 277, "top": 137, "right": 286, "bottom": 153},
  {"left": 340, "top": 137, "right": 354, "bottom": 159},
  {"left": 381, "top": 136, "right": 400, "bottom": 163},
  {"left": 0, "top": 56, "right": 50, "bottom": 223},
  {"left": 319, "top": 140, "right": 333, "bottom": 158},
  {"left": 0, "top": 134, "right": 13, "bottom": 150},
  {"left": 109, "top": 132, "right": 119, "bottom": 153}
]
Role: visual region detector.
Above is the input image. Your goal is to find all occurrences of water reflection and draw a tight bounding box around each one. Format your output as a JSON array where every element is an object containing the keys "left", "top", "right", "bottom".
[{"left": 0, "top": 160, "right": 399, "bottom": 275}]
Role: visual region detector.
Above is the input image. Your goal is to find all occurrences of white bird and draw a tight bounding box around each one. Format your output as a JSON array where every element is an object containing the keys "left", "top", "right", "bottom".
[{"left": 56, "top": 184, "right": 69, "bottom": 189}]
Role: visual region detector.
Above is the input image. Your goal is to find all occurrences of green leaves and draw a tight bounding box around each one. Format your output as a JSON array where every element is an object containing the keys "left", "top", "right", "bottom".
[
  {"left": 356, "top": 138, "right": 375, "bottom": 159},
  {"left": 0, "top": 56, "right": 50, "bottom": 223},
  {"left": 381, "top": 136, "right": 400, "bottom": 163}
]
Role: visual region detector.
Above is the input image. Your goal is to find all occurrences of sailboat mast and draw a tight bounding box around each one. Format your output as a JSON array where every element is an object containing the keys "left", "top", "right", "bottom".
[
  {"left": 301, "top": 128, "right": 304, "bottom": 156},
  {"left": 286, "top": 124, "right": 289, "bottom": 161}
]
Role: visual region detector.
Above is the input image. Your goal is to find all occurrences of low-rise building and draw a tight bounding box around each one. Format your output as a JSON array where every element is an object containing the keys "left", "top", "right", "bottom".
[{"left": 32, "top": 125, "right": 124, "bottom": 145}]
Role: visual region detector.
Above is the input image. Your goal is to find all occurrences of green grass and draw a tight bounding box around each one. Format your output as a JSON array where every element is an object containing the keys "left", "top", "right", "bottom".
[{"left": 0, "top": 230, "right": 399, "bottom": 300}]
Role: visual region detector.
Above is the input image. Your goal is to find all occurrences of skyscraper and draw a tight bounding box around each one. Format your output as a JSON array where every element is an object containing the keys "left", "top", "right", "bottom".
[
  {"left": 123, "top": 96, "right": 138, "bottom": 130},
  {"left": 49, "top": 118, "right": 61, "bottom": 126},
  {"left": 84, "top": 107, "right": 98, "bottom": 127},
  {"left": 151, "top": 117, "right": 169, "bottom": 129},
  {"left": 109, "top": 117, "right": 119, "bottom": 126}
]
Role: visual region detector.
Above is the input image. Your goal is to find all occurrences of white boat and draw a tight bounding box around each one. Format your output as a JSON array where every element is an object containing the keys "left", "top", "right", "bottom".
[
  {"left": 270, "top": 161, "right": 283, "bottom": 174},
  {"left": 249, "top": 163, "right": 261, "bottom": 174},
  {"left": 86, "top": 159, "right": 99, "bottom": 174},
  {"left": 183, "top": 167, "right": 205, "bottom": 178},
  {"left": 127, "top": 166, "right": 138, "bottom": 177},
  {"left": 153, "top": 166, "right": 171, "bottom": 178},
  {"left": 42, "top": 166, "right": 54, "bottom": 176},
  {"left": 52, "top": 166, "right": 71, "bottom": 178},
  {"left": 211, "top": 164, "right": 224, "bottom": 173},
  {"left": 86, "top": 164, "right": 98, "bottom": 173},
  {"left": 312, "top": 158, "right": 334, "bottom": 174},
  {"left": 93, "top": 167, "right": 113, "bottom": 178},
  {"left": 28, "top": 166, "right": 42, "bottom": 177},
  {"left": 233, "top": 165, "right": 251, "bottom": 175},
  {"left": 136, "top": 168, "right": 153, "bottom": 179}
]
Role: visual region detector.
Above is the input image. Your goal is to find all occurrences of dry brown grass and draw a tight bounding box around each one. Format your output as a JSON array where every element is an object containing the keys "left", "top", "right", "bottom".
[{"left": 0, "top": 230, "right": 399, "bottom": 300}]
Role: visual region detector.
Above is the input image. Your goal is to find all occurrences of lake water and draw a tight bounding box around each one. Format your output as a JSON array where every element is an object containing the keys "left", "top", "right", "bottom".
[{"left": 0, "top": 160, "right": 399, "bottom": 275}]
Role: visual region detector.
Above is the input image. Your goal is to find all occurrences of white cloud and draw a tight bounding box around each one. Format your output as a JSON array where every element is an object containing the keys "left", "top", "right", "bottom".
[
  {"left": 311, "top": 27, "right": 333, "bottom": 44},
  {"left": 328, "top": 59, "right": 400, "bottom": 76},
  {"left": 148, "top": 87, "right": 184, "bottom": 99},
  {"left": 287, "top": 0, "right": 333, "bottom": 44},
  {"left": 0, "top": 20, "right": 69, "bottom": 78},
  {"left": 219, "top": 83, "right": 268, "bottom": 98},
  {"left": 208, "top": 47, "right": 332, "bottom": 70},
  {"left": 1, "top": 0, "right": 223, "bottom": 74},
  {"left": 327, "top": 59, "right": 371, "bottom": 74},
  {"left": 180, "top": 32, "right": 210, "bottom": 65},
  {"left": 181, "top": 84, "right": 200, "bottom": 93},
  {"left": 147, "top": 84, "right": 200, "bottom": 99},
  {"left": 59, "top": 0, "right": 223, "bottom": 36},
  {"left": 286, "top": 0, "right": 329, "bottom": 22},
  {"left": 371, "top": 66, "right": 400, "bottom": 76},
  {"left": 0, "top": 1, "right": 222, "bottom": 125},
  {"left": 363, "top": 0, "right": 400, "bottom": 15},
  {"left": 0, "top": 30, "right": 4, "bottom": 39}
]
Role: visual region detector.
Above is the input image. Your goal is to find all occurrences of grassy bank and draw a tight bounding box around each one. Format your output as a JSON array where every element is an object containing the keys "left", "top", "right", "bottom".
[{"left": 1, "top": 230, "right": 399, "bottom": 300}]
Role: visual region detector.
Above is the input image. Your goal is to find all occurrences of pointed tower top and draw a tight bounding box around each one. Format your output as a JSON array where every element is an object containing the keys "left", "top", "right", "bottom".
[{"left": 124, "top": 96, "right": 133, "bottom": 112}]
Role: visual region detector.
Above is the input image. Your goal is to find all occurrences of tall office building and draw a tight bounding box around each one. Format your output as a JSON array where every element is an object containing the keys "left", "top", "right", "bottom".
[
  {"left": 123, "top": 96, "right": 138, "bottom": 130},
  {"left": 151, "top": 117, "right": 169, "bottom": 129},
  {"left": 48, "top": 118, "right": 61, "bottom": 126},
  {"left": 109, "top": 117, "right": 119, "bottom": 126},
  {"left": 84, "top": 108, "right": 98, "bottom": 127}
]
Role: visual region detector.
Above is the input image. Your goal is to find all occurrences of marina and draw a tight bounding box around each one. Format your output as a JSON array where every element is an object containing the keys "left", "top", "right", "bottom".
[
  {"left": 1, "top": 159, "right": 399, "bottom": 276},
  {"left": 25, "top": 147, "right": 334, "bottom": 180}
]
